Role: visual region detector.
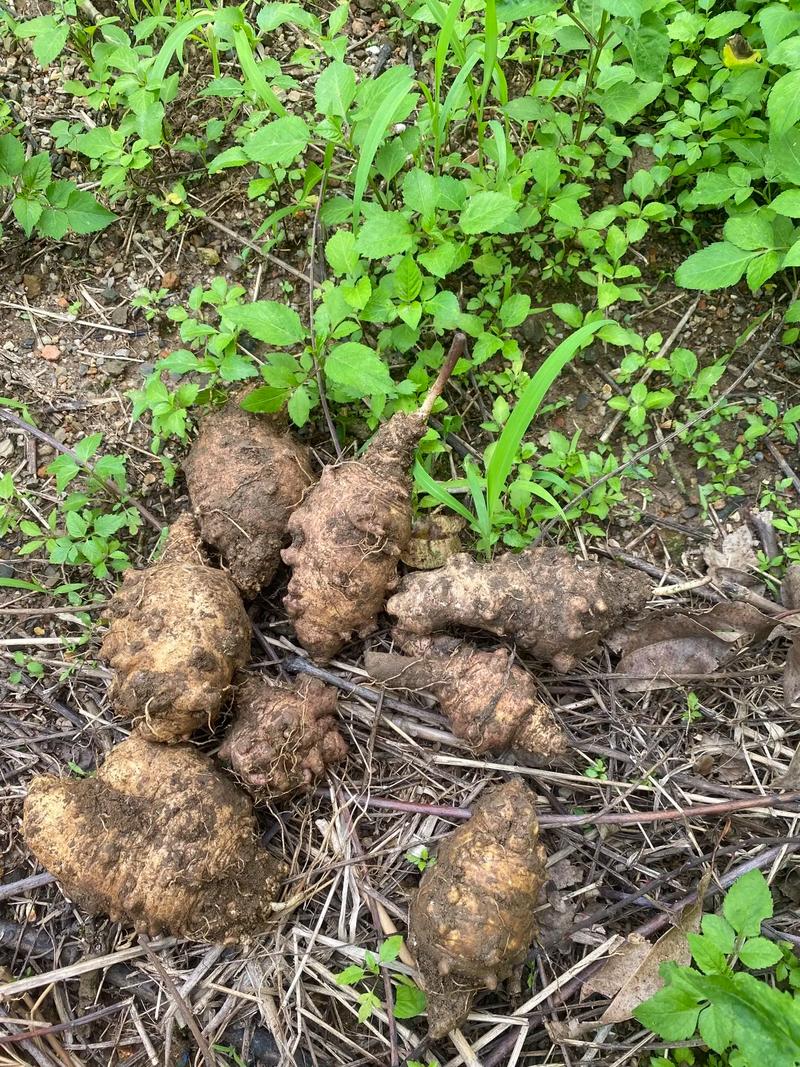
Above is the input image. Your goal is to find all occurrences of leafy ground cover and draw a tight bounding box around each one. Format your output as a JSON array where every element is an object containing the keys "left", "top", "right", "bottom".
[{"left": 2, "top": 0, "right": 800, "bottom": 1064}]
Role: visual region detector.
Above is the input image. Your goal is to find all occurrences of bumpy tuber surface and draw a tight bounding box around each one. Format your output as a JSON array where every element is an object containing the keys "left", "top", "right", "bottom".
[
  {"left": 409, "top": 779, "right": 547, "bottom": 1037},
  {"left": 364, "top": 635, "right": 565, "bottom": 757},
  {"left": 220, "top": 674, "right": 348, "bottom": 797},
  {"left": 100, "top": 514, "right": 250, "bottom": 741},
  {"left": 387, "top": 546, "right": 650, "bottom": 671},
  {"left": 184, "top": 396, "right": 314, "bottom": 598},
  {"left": 282, "top": 334, "right": 466, "bottom": 663},
  {"left": 23, "top": 733, "right": 286, "bottom": 943}
]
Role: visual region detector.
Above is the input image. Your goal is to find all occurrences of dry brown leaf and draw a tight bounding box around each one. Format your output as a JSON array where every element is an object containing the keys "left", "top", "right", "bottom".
[
  {"left": 597, "top": 894, "right": 703, "bottom": 1024},
  {"left": 775, "top": 745, "right": 800, "bottom": 789},
  {"left": 691, "top": 731, "right": 748, "bottom": 785},
  {"left": 582, "top": 935, "right": 652, "bottom": 999},
  {"left": 704, "top": 526, "right": 760, "bottom": 588},
  {"left": 616, "top": 603, "right": 776, "bottom": 692}
]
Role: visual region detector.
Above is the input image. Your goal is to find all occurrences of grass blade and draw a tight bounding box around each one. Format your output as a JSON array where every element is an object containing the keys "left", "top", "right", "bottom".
[
  {"left": 413, "top": 460, "right": 475, "bottom": 525},
  {"left": 352, "top": 68, "right": 414, "bottom": 227}
]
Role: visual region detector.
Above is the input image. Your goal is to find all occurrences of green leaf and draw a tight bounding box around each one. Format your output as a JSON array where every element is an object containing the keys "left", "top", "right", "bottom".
[
  {"left": 529, "top": 147, "right": 561, "bottom": 198},
  {"left": 394, "top": 980, "right": 426, "bottom": 1019},
  {"left": 239, "top": 386, "right": 290, "bottom": 413},
  {"left": 74, "top": 433, "right": 103, "bottom": 463},
  {"left": 687, "top": 932, "right": 728, "bottom": 975},
  {"left": 704, "top": 10, "right": 748, "bottom": 37},
  {"left": 486, "top": 319, "right": 611, "bottom": 516},
  {"left": 403, "top": 168, "right": 440, "bottom": 215},
  {"left": 692, "top": 171, "right": 739, "bottom": 204},
  {"left": 413, "top": 461, "right": 476, "bottom": 524},
  {"left": 60, "top": 187, "right": 117, "bottom": 234},
  {"left": 17, "top": 15, "right": 69, "bottom": 66},
  {"left": 357, "top": 990, "right": 381, "bottom": 1022},
  {"left": 598, "top": 80, "right": 662, "bottom": 124},
  {"left": 13, "top": 197, "right": 43, "bottom": 237},
  {"left": 219, "top": 352, "right": 258, "bottom": 382},
  {"left": 355, "top": 211, "right": 414, "bottom": 259},
  {"left": 498, "top": 293, "right": 531, "bottom": 328},
  {"left": 379, "top": 935, "right": 403, "bottom": 964},
  {"left": 723, "top": 215, "right": 775, "bottom": 252},
  {"left": 245, "top": 116, "right": 310, "bottom": 167},
  {"left": 738, "top": 937, "right": 784, "bottom": 969},
  {"left": 770, "top": 128, "right": 800, "bottom": 184},
  {"left": 21, "top": 153, "right": 51, "bottom": 192},
  {"left": 316, "top": 60, "right": 356, "bottom": 117},
  {"left": 325, "top": 230, "right": 360, "bottom": 275},
  {"left": 701, "top": 913, "right": 735, "bottom": 955},
  {"left": 746, "top": 250, "right": 782, "bottom": 291},
  {"left": 616, "top": 14, "right": 669, "bottom": 81},
  {"left": 723, "top": 869, "right": 773, "bottom": 937},
  {"left": 394, "top": 257, "right": 422, "bottom": 302},
  {"left": 352, "top": 66, "right": 414, "bottom": 225},
  {"left": 335, "top": 965, "right": 365, "bottom": 986},
  {"left": 47, "top": 454, "right": 81, "bottom": 492},
  {"left": 224, "top": 301, "right": 305, "bottom": 347},
  {"left": 0, "top": 134, "right": 25, "bottom": 184},
  {"left": 784, "top": 238, "right": 800, "bottom": 268},
  {"left": 700, "top": 971, "right": 800, "bottom": 1066},
  {"left": 459, "top": 191, "right": 519, "bottom": 234},
  {"left": 675, "top": 242, "right": 756, "bottom": 290},
  {"left": 768, "top": 71, "right": 800, "bottom": 137},
  {"left": 771, "top": 190, "right": 800, "bottom": 217},
  {"left": 326, "top": 342, "right": 395, "bottom": 396},
  {"left": 287, "top": 384, "right": 311, "bottom": 427},
  {"left": 633, "top": 982, "right": 702, "bottom": 1041},
  {"left": 158, "top": 349, "right": 200, "bottom": 374},
  {"left": 698, "top": 1003, "right": 734, "bottom": 1055},
  {"left": 598, "top": 0, "right": 646, "bottom": 18},
  {"left": 549, "top": 196, "right": 583, "bottom": 227}
]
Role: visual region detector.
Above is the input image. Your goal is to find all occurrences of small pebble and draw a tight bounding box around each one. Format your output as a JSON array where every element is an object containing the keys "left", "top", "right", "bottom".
[{"left": 38, "top": 344, "right": 61, "bottom": 361}]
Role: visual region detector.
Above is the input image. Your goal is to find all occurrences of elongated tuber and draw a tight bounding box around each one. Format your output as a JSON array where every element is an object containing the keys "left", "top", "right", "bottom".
[
  {"left": 23, "top": 733, "right": 286, "bottom": 943},
  {"left": 184, "top": 396, "right": 314, "bottom": 597},
  {"left": 365, "top": 635, "right": 565, "bottom": 756},
  {"left": 100, "top": 514, "right": 250, "bottom": 741},
  {"left": 408, "top": 779, "right": 547, "bottom": 1037},
  {"left": 387, "top": 546, "right": 650, "bottom": 671},
  {"left": 282, "top": 334, "right": 466, "bottom": 662},
  {"left": 220, "top": 674, "right": 348, "bottom": 797}
]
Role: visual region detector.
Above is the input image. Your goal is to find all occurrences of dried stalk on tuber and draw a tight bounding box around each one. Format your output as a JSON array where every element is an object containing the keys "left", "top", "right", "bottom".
[
  {"left": 100, "top": 514, "right": 250, "bottom": 741},
  {"left": 23, "top": 733, "right": 286, "bottom": 943},
  {"left": 408, "top": 778, "right": 547, "bottom": 1037},
  {"left": 387, "top": 545, "right": 650, "bottom": 671},
  {"left": 184, "top": 395, "right": 314, "bottom": 598},
  {"left": 282, "top": 334, "right": 466, "bottom": 662},
  {"left": 365, "top": 634, "right": 565, "bottom": 756},
  {"left": 220, "top": 674, "right": 347, "bottom": 798}
]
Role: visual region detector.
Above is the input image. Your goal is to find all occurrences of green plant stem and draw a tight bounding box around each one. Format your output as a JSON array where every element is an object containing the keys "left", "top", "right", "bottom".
[{"left": 574, "top": 10, "right": 608, "bottom": 145}]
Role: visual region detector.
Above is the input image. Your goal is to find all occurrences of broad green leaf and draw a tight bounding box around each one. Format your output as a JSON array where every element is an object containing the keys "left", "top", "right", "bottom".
[
  {"left": 21, "top": 153, "right": 51, "bottom": 192},
  {"left": 723, "top": 869, "right": 773, "bottom": 937},
  {"left": 768, "top": 71, "right": 800, "bottom": 136},
  {"left": 769, "top": 36, "right": 800, "bottom": 68},
  {"left": 74, "top": 433, "right": 103, "bottom": 463},
  {"left": 723, "top": 215, "right": 775, "bottom": 251},
  {"left": 758, "top": 4, "right": 800, "bottom": 52},
  {"left": 692, "top": 171, "right": 739, "bottom": 204},
  {"left": 12, "top": 197, "right": 42, "bottom": 236},
  {"left": 418, "top": 241, "right": 458, "bottom": 278},
  {"left": 0, "top": 134, "right": 24, "bottom": 184},
  {"left": 633, "top": 982, "right": 702, "bottom": 1041},
  {"left": 61, "top": 187, "right": 117, "bottom": 234},
  {"left": 459, "top": 191, "right": 519, "bottom": 234},
  {"left": 394, "top": 257, "right": 422, "bottom": 302},
  {"left": 529, "top": 147, "right": 561, "bottom": 197},
  {"left": 687, "top": 933, "right": 728, "bottom": 976},
  {"left": 746, "top": 250, "right": 782, "bottom": 291},
  {"left": 496, "top": 0, "right": 558, "bottom": 20},
  {"left": 316, "top": 60, "right": 356, "bottom": 117},
  {"left": 335, "top": 965, "right": 365, "bottom": 986},
  {"left": 224, "top": 302, "right": 305, "bottom": 347},
  {"left": 393, "top": 980, "right": 426, "bottom": 1019},
  {"left": 325, "top": 230, "right": 360, "bottom": 275},
  {"left": 239, "top": 386, "right": 289, "bottom": 412},
  {"left": 16, "top": 15, "right": 69, "bottom": 66},
  {"left": 770, "top": 127, "right": 800, "bottom": 183},
  {"left": 402, "top": 168, "right": 440, "bottom": 215},
  {"left": 617, "top": 15, "right": 669, "bottom": 81},
  {"left": 355, "top": 211, "right": 414, "bottom": 258},
  {"left": 379, "top": 935, "right": 403, "bottom": 964},
  {"left": 771, "top": 190, "right": 800, "bottom": 217},
  {"left": 219, "top": 353, "right": 258, "bottom": 382},
  {"left": 738, "top": 936, "right": 783, "bottom": 969},
  {"left": 47, "top": 454, "right": 81, "bottom": 492},
  {"left": 675, "top": 242, "right": 756, "bottom": 290},
  {"left": 704, "top": 10, "right": 748, "bottom": 37},
  {"left": 287, "top": 384, "right": 311, "bottom": 427},
  {"left": 698, "top": 1003, "right": 734, "bottom": 1055},
  {"left": 700, "top": 971, "right": 800, "bottom": 1066},
  {"left": 245, "top": 116, "right": 309, "bottom": 167},
  {"left": 498, "top": 293, "right": 531, "bottom": 328},
  {"left": 258, "top": 2, "right": 320, "bottom": 32},
  {"left": 326, "top": 341, "right": 395, "bottom": 396},
  {"left": 598, "top": 80, "right": 661, "bottom": 124},
  {"left": 701, "top": 913, "right": 735, "bottom": 954},
  {"left": 549, "top": 196, "right": 583, "bottom": 227},
  {"left": 784, "top": 238, "right": 800, "bottom": 268}
]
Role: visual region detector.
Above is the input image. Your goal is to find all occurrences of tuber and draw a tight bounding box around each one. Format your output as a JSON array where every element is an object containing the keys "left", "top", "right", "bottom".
[
  {"left": 282, "top": 334, "right": 466, "bottom": 662},
  {"left": 387, "top": 545, "right": 650, "bottom": 671},
  {"left": 23, "top": 732, "right": 286, "bottom": 943},
  {"left": 408, "top": 778, "right": 547, "bottom": 1037},
  {"left": 184, "top": 395, "right": 314, "bottom": 598},
  {"left": 100, "top": 513, "right": 250, "bottom": 742},
  {"left": 220, "top": 674, "right": 348, "bottom": 798},
  {"left": 365, "top": 635, "right": 565, "bottom": 757}
]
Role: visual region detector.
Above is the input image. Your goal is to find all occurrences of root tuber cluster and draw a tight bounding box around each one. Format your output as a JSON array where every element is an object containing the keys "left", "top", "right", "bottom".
[
  {"left": 221, "top": 674, "right": 348, "bottom": 798},
  {"left": 100, "top": 514, "right": 250, "bottom": 741},
  {"left": 23, "top": 733, "right": 286, "bottom": 943},
  {"left": 184, "top": 396, "right": 314, "bottom": 598},
  {"left": 365, "top": 634, "right": 565, "bottom": 757},
  {"left": 387, "top": 545, "right": 650, "bottom": 671},
  {"left": 408, "top": 778, "right": 547, "bottom": 1037}
]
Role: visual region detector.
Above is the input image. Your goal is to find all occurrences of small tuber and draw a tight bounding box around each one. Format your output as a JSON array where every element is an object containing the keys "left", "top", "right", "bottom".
[
  {"left": 365, "top": 635, "right": 565, "bottom": 757},
  {"left": 23, "top": 732, "right": 286, "bottom": 943},
  {"left": 387, "top": 545, "right": 650, "bottom": 671},
  {"left": 282, "top": 334, "right": 466, "bottom": 662},
  {"left": 100, "top": 513, "right": 250, "bottom": 742},
  {"left": 220, "top": 674, "right": 348, "bottom": 798},
  {"left": 184, "top": 395, "right": 314, "bottom": 598},
  {"left": 408, "top": 778, "right": 547, "bottom": 1037}
]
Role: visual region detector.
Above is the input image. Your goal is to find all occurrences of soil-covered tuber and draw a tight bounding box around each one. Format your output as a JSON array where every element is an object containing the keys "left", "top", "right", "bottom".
[
  {"left": 23, "top": 733, "right": 286, "bottom": 943},
  {"left": 282, "top": 334, "right": 466, "bottom": 662},
  {"left": 387, "top": 546, "right": 650, "bottom": 671},
  {"left": 408, "top": 779, "right": 547, "bottom": 1037},
  {"left": 100, "top": 514, "right": 250, "bottom": 741},
  {"left": 184, "top": 396, "right": 314, "bottom": 598},
  {"left": 220, "top": 674, "right": 348, "bottom": 797},
  {"left": 364, "top": 635, "right": 565, "bottom": 756}
]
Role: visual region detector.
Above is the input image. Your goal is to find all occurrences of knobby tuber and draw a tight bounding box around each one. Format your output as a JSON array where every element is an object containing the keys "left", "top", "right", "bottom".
[
  {"left": 364, "top": 635, "right": 565, "bottom": 757},
  {"left": 220, "top": 674, "right": 348, "bottom": 797},
  {"left": 387, "top": 546, "right": 650, "bottom": 671},
  {"left": 282, "top": 334, "right": 466, "bottom": 662},
  {"left": 100, "top": 513, "right": 250, "bottom": 741},
  {"left": 23, "top": 733, "right": 286, "bottom": 943},
  {"left": 408, "top": 779, "right": 547, "bottom": 1038},
  {"left": 184, "top": 396, "right": 314, "bottom": 598}
]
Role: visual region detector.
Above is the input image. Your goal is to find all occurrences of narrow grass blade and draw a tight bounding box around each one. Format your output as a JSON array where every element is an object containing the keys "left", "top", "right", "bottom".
[
  {"left": 413, "top": 460, "right": 475, "bottom": 525},
  {"left": 352, "top": 69, "right": 414, "bottom": 227}
]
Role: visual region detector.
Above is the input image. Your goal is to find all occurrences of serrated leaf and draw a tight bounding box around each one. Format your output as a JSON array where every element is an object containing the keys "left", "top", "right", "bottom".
[
  {"left": 239, "top": 386, "right": 289, "bottom": 413},
  {"left": 459, "top": 191, "right": 519, "bottom": 234},
  {"left": 499, "top": 293, "right": 531, "bottom": 329},
  {"left": 325, "top": 230, "right": 360, "bottom": 275},
  {"left": 771, "top": 190, "right": 800, "bottom": 217},
  {"left": 770, "top": 128, "right": 800, "bottom": 184},
  {"left": 355, "top": 211, "right": 414, "bottom": 259},
  {"left": 738, "top": 936, "right": 783, "bottom": 969},
  {"left": 224, "top": 301, "right": 305, "bottom": 346},
  {"left": 701, "top": 913, "right": 735, "bottom": 955},
  {"left": 13, "top": 198, "right": 43, "bottom": 237},
  {"left": 723, "top": 214, "right": 775, "bottom": 251},
  {"left": 61, "top": 188, "right": 117, "bottom": 234},
  {"left": 335, "top": 965, "right": 365, "bottom": 986},
  {"left": 393, "top": 980, "right": 426, "bottom": 1019},
  {"left": 675, "top": 242, "right": 755, "bottom": 290},
  {"left": 633, "top": 981, "right": 702, "bottom": 1041},
  {"left": 768, "top": 71, "right": 800, "bottom": 136},
  {"left": 287, "top": 384, "right": 310, "bottom": 427},
  {"left": 74, "top": 433, "right": 103, "bottom": 463},
  {"left": 723, "top": 869, "right": 773, "bottom": 937},
  {"left": 315, "top": 60, "right": 356, "bottom": 117},
  {"left": 326, "top": 341, "right": 395, "bottom": 396},
  {"left": 698, "top": 1003, "right": 734, "bottom": 1054},
  {"left": 687, "top": 932, "right": 728, "bottom": 975},
  {"left": 379, "top": 935, "right": 403, "bottom": 964},
  {"left": 0, "top": 134, "right": 24, "bottom": 183},
  {"left": 402, "top": 168, "right": 440, "bottom": 215},
  {"left": 245, "top": 115, "right": 310, "bottom": 167},
  {"left": 393, "top": 257, "right": 422, "bottom": 302},
  {"left": 598, "top": 79, "right": 662, "bottom": 124}
]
